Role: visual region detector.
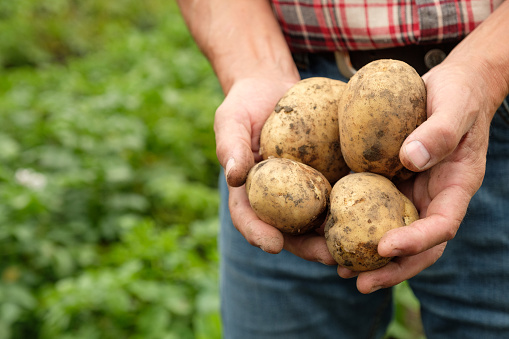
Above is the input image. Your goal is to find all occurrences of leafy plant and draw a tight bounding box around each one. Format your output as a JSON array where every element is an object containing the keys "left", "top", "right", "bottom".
[
  {"left": 1, "top": 1, "right": 222, "bottom": 338},
  {"left": 385, "top": 281, "right": 425, "bottom": 339}
]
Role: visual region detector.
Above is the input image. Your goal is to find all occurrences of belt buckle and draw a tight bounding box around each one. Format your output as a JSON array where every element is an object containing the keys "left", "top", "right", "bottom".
[{"left": 334, "top": 51, "right": 357, "bottom": 79}]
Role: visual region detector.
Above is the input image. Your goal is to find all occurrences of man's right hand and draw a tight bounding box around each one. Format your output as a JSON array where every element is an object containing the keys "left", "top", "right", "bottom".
[{"left": 215, "top": 76, "right": 337, "bottom": 265}]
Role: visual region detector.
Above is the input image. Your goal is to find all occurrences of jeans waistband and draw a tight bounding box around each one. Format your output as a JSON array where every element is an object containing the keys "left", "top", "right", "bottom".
[{"left": 293, "top": 41, "right": 461, "bottom": 78}]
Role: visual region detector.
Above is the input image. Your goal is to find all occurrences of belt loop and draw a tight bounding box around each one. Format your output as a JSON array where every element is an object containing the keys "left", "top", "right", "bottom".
[{"left": 334, "top": 51, "right": 357, "bottom": 79}]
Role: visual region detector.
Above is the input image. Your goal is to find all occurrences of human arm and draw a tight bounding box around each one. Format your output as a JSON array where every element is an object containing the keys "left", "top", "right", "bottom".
[
  {"left": 176, "top": 0, "right": 336, "bottom": 262},
  {"left": 338, "top": 1, "right": 509, "bottom": 293}
]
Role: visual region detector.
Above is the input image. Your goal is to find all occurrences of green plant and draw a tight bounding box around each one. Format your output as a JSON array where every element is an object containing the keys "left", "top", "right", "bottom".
[
  {"left": 385, "top": 281, "right": 426, "bottom": 339},
  {"left": 0, "top": 1, "right": 222, "bottom": 338}
]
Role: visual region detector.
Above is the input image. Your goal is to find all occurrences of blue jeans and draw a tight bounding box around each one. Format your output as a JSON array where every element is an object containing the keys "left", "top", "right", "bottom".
[{"left": 219, "top": 53, "right": 509, "bottom": 339}]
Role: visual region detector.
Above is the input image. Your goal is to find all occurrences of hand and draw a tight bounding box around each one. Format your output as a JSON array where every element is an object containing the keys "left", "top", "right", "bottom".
[
  {"left": 215, "top": 76, "right": 337, "bottom": 265},
  {"left": 337, "top": 60, "right": 498, "bottom": 293},
  {"left": 337, "top": 1, "right": 509, "bottom": 294}
]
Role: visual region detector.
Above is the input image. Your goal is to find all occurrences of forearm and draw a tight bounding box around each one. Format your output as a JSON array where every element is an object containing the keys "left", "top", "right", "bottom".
[
  {"left": 176, "top": 0, "right": 299, "bottom": 93},
  {"left": 447, "top": 1, "right": 509, "bottom": 114}
]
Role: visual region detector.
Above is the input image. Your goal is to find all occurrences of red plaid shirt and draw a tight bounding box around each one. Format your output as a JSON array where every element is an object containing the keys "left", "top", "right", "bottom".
[{"left": 271, "top": 0, "right": 504, "bottom": 52}]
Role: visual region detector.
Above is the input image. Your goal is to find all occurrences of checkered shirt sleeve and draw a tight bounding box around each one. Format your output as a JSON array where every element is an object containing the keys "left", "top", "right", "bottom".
[{"left": 271, "top": 0, "right": 504, "bottom": 52}]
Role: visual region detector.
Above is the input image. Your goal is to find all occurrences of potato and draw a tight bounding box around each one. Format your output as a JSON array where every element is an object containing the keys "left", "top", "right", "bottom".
[
  {"left": 246, "top": 157, "right": 331, "bottom": 234},
  {"left": 338, "top": 59, "right": 426, "bottom": 181},
  {"left": 260, "top": 77, "right": 350, "bottom": 184},
  {"left": 325, "top": 172, "right": 419, "bottom": 271}
]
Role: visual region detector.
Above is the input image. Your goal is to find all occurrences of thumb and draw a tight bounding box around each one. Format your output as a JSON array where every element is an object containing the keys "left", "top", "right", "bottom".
[
  {"left": 400, "top": 80, "right": 477, "bottom": 172},
  {"left": 214, "top": 100, "right": 255, "bottom": 188},
  {"left": 214, "top": 77, "right": 298, "bottom": 186}
]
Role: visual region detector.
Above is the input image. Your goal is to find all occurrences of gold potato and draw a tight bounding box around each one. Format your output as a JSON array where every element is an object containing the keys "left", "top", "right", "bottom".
[
  {"left": 260, "top": 77, "right": 350, "bottom": 184},
  {"left": 338, "top": 59, "right": 427, "bottom": 181},
  {"left": 246, "top": 157, "right": 331, "bottom": 234},
  {"left": 325, "top": 172, "right": 419, "bottom": 271}
]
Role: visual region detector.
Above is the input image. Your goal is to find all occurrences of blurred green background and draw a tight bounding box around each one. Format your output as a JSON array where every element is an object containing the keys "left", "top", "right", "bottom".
[{"left": 0, "top": 1, "right": 424, "bottom": 338}]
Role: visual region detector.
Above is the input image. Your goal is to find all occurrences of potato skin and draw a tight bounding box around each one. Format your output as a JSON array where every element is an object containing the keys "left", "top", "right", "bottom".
[
  {"left": 325, "top": 172, "right": 419, "bottom": 271},
  {"left": 260, "top": 77, "right": 350, "bottom": 184},
  {"left": 338, "top": 59, "right": 426, "bottom": 181},
  {"left": 246, "top": 158, "right": 332, "bottom": 234}
]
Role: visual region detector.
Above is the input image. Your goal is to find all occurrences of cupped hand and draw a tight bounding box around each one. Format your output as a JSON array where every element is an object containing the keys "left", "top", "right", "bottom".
[
  {"left": 215, "top": 76, "right": 337, "bottom": 265},
  {"left": 338, "top": 60, "right": 501, "bottom": 293}
]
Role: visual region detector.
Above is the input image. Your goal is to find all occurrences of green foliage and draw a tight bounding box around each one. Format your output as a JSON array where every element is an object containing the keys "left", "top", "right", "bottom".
[
  {"left": 385, "top": 282, "right": 426, "bottom": 339},
  {"left": 37, "top": 219, "right": 220, "bottom": 339},
  {"left": 0, "top": 1, "right": 222, "bottom": 338}
]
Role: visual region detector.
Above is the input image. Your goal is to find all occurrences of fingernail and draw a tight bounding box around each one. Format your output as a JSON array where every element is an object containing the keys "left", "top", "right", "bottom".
[
  {"left": 405, "top": 140, "right": 430, "bottom": 170},
  {"left": 225, "top": 158, "right": 235, "bottom": 179},
  {"left": 369, "top": 286, "right": 382, "bottom": 293}
]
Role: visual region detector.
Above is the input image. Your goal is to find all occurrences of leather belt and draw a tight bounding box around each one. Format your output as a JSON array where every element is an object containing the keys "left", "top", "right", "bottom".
[{"left": 295, "top": 41, "right": 461, "bottom": 78}]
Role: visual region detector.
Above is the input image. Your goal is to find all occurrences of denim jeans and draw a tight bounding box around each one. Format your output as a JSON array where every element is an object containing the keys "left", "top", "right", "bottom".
[{"left": 219, "top": 53, "right": 509, "bottom": 339}]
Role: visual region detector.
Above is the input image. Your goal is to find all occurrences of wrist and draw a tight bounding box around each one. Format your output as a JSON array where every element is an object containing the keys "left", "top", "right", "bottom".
[
  {"left": 212, "top": 50, "right": 300, "bottom": 95},
  {"left": 181, "top": 0, "right": 300, "bottom": 93},
  {"left": 445, "top": 1, "right": 509, "bottom": 115}
]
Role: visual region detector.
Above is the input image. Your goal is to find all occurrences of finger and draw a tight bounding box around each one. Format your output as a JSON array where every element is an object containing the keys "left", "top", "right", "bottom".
[
  {"left": 400, "top": 76, "right": 478, "bottom": 172},
  {"left": 355, "top": 242, "right": 447, "bottom": 294},
  {"left": 229, "top": 185, "right": 284, "bottom": 253},
  {"left": 283, "top": 232, "right": 337, "bottom": 265},
  {"left": 378, "top": 183, "right": 469, "bottom": 258},
  {"left": 337, "top": 266, "right": 359, "bottom": 279}
]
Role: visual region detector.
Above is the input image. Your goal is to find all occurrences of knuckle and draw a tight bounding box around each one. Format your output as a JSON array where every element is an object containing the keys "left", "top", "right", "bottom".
[
  {"left": 443, "top": 226, "right": 458, "bottom": 241},
  {"left": 436, "top": 124, "right": 461, "bottom": 153}
]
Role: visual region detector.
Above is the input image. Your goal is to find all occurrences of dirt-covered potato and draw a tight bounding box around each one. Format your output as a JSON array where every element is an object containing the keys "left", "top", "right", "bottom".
[
  {"left": 259, "top": 77, "right": 350, "bottom": 184},
  {"left": 338, "top": 59, "right": 426, "bottom": 181},
  {"left": 246, "top": 157, "right": 332, "bottom": 234},
  {"left": 325, "top": 172, "right": 419, "bottom": 271}
]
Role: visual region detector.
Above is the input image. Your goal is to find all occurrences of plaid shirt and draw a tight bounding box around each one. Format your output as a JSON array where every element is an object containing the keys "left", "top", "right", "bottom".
[{"left": 271, "top": 0, "right": 504, "bottom": 52}]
